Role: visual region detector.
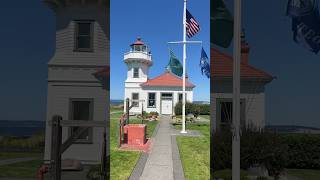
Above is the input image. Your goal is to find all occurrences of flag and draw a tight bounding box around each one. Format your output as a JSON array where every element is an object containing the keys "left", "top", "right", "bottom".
[
  {"left": 200, "top": 47, "right": 210, "bottom": 78},
  {"left": 186, "top": 9, "right": 200, "bottom": 38},
  {"left": 166, "top": 50, "right": 183, "bottom": 77},
  {"left": 211, "top": 0, "right": 233, "bottom": 48},
  {"left": 287, "top": 0, "right": 320, "bottom": 53}
]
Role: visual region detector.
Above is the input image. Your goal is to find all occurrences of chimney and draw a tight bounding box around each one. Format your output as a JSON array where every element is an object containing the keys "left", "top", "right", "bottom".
[{"left": 241, "top": 29, "right": 250, "bottom": 64}]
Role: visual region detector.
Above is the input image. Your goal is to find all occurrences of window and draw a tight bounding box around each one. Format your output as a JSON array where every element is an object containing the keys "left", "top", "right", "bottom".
[
  {"left": 75, "top": 21, "right": 93, "bottom": 51},
  {"left": 217, "top": 99, "right": 246, "bottom": 131},
  {"left": 178, "top": 93, "right": 187, "bottom": 102},
  {"left": 133, "top": 68, "right": 139, "bottom": 78},
  {"left": 132, "top": 93, "right": 139, "bottom": 107},
  {"left": 69, "top": 99, "right": 93, "bottom": 143},
  {"left": 148, "top": 93, "right": 156, "bottom": 108}
]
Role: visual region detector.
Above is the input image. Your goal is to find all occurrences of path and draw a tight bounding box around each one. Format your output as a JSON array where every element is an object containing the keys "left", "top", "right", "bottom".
[
  {"left": 139, "top": 115, "right": 184, "bottom": 180},
  {"left": 0, "top": 157, "right": 38, "bottom": 166}
]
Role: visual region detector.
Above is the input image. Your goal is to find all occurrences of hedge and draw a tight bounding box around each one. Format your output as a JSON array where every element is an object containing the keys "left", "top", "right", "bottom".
[
  {"left": 174, "top": 102, "right": 210, "bottom": 116},
  {"left": 283, "top": 134, "right": 320, "bottom": 169},
  {"left": 213, "top": 129, "right": 320, "bottom": 177}
]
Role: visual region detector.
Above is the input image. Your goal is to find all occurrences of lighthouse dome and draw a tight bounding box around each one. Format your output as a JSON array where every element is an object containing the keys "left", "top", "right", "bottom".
[{"left": 124, "top": 37, "right": 152, "bottom": 66}]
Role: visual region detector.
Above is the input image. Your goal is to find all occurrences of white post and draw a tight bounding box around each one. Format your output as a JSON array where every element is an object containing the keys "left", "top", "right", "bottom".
[
  {"left": 232, "top": 0, "right": 241, "bottom": 179},
  {"left": 181, "top": 0, "right": 187, "bottom": 133}
]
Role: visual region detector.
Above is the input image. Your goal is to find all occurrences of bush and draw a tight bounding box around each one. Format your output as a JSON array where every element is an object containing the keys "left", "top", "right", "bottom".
[
  {"left": 212, "top": 128, "right": 288, "bottom": 178},
  {"left": 174, "top": 102, "right": 210, "bottom": 116},
  {"left": 283, "top": 134, "right": 320, "bottom": 169},
  {"left": 241, "top": 129, "right": 288, "bottom": 178},
  {"left": 149, "top": 111, "right": 159, "bottom": 116}
]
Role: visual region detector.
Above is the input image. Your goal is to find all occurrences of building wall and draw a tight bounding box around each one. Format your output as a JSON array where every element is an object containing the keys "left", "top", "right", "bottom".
[
  {"left": 44, "top": 81, "right": 107, "bottom": 164},
  {"left": 44, "top": 3, "right": 108, "bottom": 164},
  {"left": 211, "top": 80, "right": 267, "bottom": 131},
  {"left": 211, "top": 92, "right": 265, "bottom": 131},
  {"left": 125, "top": 62, "right": 150, "bottom": 83},
  {"left": 124, "top": 86, "right": 193, "bottom": 115},
  {"left": 49, "top": 5, "right": 107, "bottom": 66}
]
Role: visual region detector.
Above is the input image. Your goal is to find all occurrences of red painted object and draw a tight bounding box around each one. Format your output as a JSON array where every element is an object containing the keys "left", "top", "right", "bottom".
[
  {"left": 36, "top": 164, "right": 48, "bottom": 180},
  {"left": 124, "top": 124, "right": 146, "bottom": 146}
]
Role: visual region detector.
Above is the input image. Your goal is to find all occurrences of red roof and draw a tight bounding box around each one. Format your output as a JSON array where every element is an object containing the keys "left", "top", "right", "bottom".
[
  {"left": 131, "top": 37, "right": 145, "bottom": 46},
  {"left": 211, "top": 48, "right": 274, "bottom": 80},
  {"left": 142, "top": 71, "right": 195, "bottom": 88}
]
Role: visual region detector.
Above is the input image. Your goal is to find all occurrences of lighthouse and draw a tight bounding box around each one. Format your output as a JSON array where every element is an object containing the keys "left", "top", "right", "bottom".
[
  {"left": 43, "top": 0, "right": 108, "bottom": 164},
  {"left": 123, "top": 37, "right": 195, "bottom": 115},
  {"left": 123, "top": 37, "right": 152, "bottom": 114}
]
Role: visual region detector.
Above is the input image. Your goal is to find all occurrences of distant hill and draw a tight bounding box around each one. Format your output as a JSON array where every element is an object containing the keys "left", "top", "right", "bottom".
[
  {"left": 193, "top": 101, "right": 210, "bottom": 105},
  {"left": 266, "top": 125, "right": 320, "bottom": 134}
]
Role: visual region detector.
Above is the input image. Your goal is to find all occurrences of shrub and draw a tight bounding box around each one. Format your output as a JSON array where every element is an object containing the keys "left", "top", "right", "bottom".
[
  {"left": 174, "top": 101, "right": 194, "bottom": 115},
  {"left": 212, "top": 128, "right": 288, "bottom": 178},
  {"left": 241, "top": 129, "right": 288, "bottom": 178},
  {"left": 174, "top": 102, "right": 210, "bottom": 116},
  {"left": 283, "top": 133, "right": 320, "bottom": 169},
  {"left": 212, "top": 129, "right": 232, "bottom": 170},
  {"left": 149, "top": 111, "right": 159, "bottom": 116}
]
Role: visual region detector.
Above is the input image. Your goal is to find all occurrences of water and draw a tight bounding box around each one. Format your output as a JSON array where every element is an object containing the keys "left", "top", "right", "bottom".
[
  {"left": 111, "top": 99, "right": 123, "bottom": 105},
  {"left": 0, "top": 120, "right": 45, "bottom": 137}
]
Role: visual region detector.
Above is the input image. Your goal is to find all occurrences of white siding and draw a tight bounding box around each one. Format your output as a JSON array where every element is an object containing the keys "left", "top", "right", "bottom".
[
  {"left": 124, "top": 86, "right": 193, "bottom": 115},
  {"left": 44, "top": 82, "right": 107, "bottom": 164},
  {"left": 49, "top": 5, "right": 108, "bottom": 66},
  {"left": 44, "top": 3, "right": 108, "bottom": 164}
]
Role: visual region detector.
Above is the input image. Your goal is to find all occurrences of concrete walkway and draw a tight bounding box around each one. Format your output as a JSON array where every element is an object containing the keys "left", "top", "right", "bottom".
[
  {"left": 139, "top": 115, "right": 183, "bottom": 180},
  {"left": 0, "top": 157, "right": 39, "bottom": 166}
]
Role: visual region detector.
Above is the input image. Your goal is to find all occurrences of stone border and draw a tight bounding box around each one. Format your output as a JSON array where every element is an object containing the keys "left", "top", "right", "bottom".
[
  {"left": 128, "top": 121, "right": 160, "bottom": 180},
  {"left": 171, "top": 136, "right": 185, "bottom": 180}
]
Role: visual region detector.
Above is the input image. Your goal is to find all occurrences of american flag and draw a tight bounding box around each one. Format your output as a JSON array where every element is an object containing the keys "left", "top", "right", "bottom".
[{"left": 186, "top": 9, "right": 200, "bottom": 38}]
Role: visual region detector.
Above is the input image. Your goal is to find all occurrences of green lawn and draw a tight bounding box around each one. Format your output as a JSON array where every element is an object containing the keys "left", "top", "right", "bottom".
[
  {"left": 110, "top": 111, "right": 158, "bottom": 180},
  {"left": 110, "top": 105, "right": 123, "bottom": 112},
  {"left": 0, "top": 159, "right": 43, "bottom": 178},
  {"left": 287, "top": 169, "right": 320, "bottom": 180},
  {"left": 199, "top": 115, "right": 210, "bottom": 120},
  {"left": 0, "top": 152, "right": 42, "bottom": 160},
  {"left": 174, "top": 122, "right": 210, "bottom": 180}
]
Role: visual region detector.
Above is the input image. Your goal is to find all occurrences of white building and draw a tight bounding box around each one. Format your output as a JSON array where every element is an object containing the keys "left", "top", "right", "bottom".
[
  {"left": 211, "top": 33, "right": 274, "bottom": 131},
  {"left": 43, "top": 0, "right": 108, "bottom": 164},
  {"left": 124, "top": 38, "right": 195, "bottom": 115}
]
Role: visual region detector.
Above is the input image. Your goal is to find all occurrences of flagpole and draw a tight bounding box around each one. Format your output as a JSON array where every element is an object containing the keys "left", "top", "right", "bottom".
[
  {"left": 181, "top": 0, "right": 187, "bottom": 133},
  {"left": 232, "top": 0, "right": 241, "bottom": 179}
]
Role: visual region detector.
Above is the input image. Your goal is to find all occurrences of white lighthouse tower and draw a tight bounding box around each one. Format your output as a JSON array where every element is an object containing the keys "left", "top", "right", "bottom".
[{"left": 123, "top": 38, "right": 152, "bottom": 114}]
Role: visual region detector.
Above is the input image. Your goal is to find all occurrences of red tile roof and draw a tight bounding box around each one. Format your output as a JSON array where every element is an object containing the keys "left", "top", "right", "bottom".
[
  {"left": 141, "top": 71, "right": 195, "bottom": 88},
  {"left": 211, "top": 48, "right": 274, "bottom": 80}
]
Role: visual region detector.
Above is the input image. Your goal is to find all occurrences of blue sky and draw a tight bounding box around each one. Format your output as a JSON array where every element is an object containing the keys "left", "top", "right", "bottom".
[
  {"left": 221, "top": 0, "right": 320, "bottom": 127},
  {"left": 110, "top": 0, "right": 210, "bottom": 101},
  {"left": 0, "top": 1, "right": 54, "bottom": 121}
]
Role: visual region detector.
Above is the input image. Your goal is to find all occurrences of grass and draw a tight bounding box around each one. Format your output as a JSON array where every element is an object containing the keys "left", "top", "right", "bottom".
[
  {"left": 199, "top": 115, "right": 210, "bottom": 120},
  {"left": 174, "top": 122, "right": 210, "bottom": 180},
  {"left": 0, "top": 159, "right": 43, "bottom": 178},
  {"left": 110, "top": 105, "right": 123, "bottom": 112},
  {"left": 110, "top": 111, "right": 158, "bottom": 180},
  {"left": 0, "top": 152, "right": 42, "bottom": 160},
  {"left": 287, "top": 169, "right": 320, "bottom": 180}
]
